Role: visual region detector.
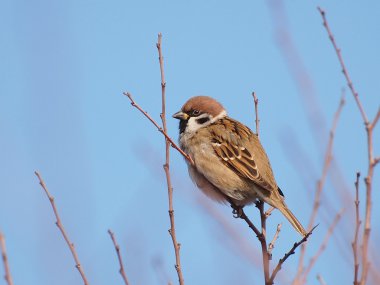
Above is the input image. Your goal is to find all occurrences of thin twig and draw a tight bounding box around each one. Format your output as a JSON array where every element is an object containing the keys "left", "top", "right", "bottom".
[
  {"left": 301, "top": 209, "right": 344, "bottom": 283},
  {"left": 352, "top": 172, "right": 361, "bottom": 285},
  {"left": 295, "top": 93, "right": 345, "bottom": 283},
  {"left": 231, "top": 201, "right": 272, "bottom": 285},
  {"left": 124, "top": 92, "right": 194, "bottom": 165},
  {"left": 317, "top": 7, "right": 368, "bottom": 124},
  {"left": 34, "top": 171, "right": 90, "bottom": 285},
  {"left": 318, "top": 8, "right": 380, "bottom": 285},
  {"left": 252, "top": 92, "right": 260, "bottom": 137},
  {"left": 230, "top": 203, "right": 262, "bottom": 240},
  {"left": 265, "top": 207, "right": 275, "bottom": 218},
  {"left": 257, "top": 201, "right": 270, "bottom": 284},
  {"left": 0, "top": 232, "right": 14, "bottom": 285},
  {"left": 268, "top": 224, "right": 282, "bottom": 257},
  {"left": 108, "top": 230, "right": 130, "bottom": 285},
  {"left": 157, "top": 33, "right": 185, "bottom": 285},
  {"left": 269, "top": 226, "right": 317, "bottom": 285},
  {"left": 316, "top": 274, "right": 327, "bottom": 285}
]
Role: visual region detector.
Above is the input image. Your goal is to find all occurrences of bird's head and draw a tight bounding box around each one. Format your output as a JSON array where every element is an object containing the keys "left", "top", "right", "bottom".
[{"left": 173, "top": 96, "right": 227, "bottom": 134}]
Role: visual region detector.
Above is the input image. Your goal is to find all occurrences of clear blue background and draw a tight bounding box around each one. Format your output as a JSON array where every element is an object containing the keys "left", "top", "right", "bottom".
[{"left": 1, "top": 0, "right": 379, "bottom": 284}]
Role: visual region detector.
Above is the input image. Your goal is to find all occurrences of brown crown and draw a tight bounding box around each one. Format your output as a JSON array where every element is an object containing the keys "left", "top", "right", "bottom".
[{"left": 181, "top": 96, "right": 225, "bottom": 117}]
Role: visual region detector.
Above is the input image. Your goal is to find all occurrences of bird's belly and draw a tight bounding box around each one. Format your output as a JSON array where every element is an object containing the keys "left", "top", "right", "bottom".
[{"left": 188, "top": 143, "right": 257, "bottom": 205}]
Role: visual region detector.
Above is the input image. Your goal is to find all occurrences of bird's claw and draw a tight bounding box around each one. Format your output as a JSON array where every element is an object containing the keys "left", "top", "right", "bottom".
[{"left": 232, "top": 206, "right": 243, "bottom": 218}]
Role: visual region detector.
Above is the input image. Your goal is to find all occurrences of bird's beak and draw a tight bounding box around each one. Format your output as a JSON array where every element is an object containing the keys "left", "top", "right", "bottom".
[{"left": 172, "top": 111, "right": 189, "bottom": 120}]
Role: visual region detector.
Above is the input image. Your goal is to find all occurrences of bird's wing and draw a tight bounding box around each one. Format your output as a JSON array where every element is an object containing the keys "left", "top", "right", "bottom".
[{"left": 210, "top": 117, "right": 275, "bottom": 192}]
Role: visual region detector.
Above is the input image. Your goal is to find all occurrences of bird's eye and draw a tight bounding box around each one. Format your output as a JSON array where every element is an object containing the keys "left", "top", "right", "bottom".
[{"left": 192, "top": 109, "right": 200, "bottom": 116}]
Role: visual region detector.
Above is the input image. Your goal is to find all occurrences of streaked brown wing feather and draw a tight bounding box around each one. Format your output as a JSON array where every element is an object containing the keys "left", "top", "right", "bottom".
[{"left": 210, "top": 117, "right": 275, "bottom": 192}]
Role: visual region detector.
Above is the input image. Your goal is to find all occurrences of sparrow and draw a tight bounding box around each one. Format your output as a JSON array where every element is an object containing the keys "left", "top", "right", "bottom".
[{"left": 173, "top": 96, "right": 307, "bottom": 236}]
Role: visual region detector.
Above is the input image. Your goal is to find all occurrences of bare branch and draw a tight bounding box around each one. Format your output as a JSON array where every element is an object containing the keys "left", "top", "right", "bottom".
[
  {"left": 352, "top": 172, "right": 361, "bottom": 285},
  {"left": 34, "top": 171, "right": 90, "bottom": 285},
  {"left": 124, "top": 92, "right": 194, "bottom": 165},
  {"left": 371, "top": 108, "right": 380, "bottom": 130},
  {"left": 317, "top": 7, "right": 368, "bottom": 124},
  {"left": 252, "top": 92, "right": 260, "bottom": 137},
  {"left": 0, "top": 232, "right": 14, "bottom": 285},
  {"left": 230, "top": 203, "right": 262, "bottom": 241},
  {"left": 257, "top": 201, "right": 270, "bottom": 283},
  {"left": 268, "top": 224, "right": 282, "bottom": 257},
  {"left": 157, "top": 33, "right": 185, "bottom": 285},
  {"left": 269, "top": 226, "right": 317, "bottom": 284},
  {"left": 373, "top": 157, "right": 380, "bottom": 167},
  {"left": 231, "top": 201, "right": 274, "bottom": 285},
  {"left": 108, "top": 230, "right": 130, "bottom": 285},
  {"left": 318, "top": 8, "right": 380, "bottom": 285},
  {"left": 265, "top": 207, "right": 275, "bottom": 218}
]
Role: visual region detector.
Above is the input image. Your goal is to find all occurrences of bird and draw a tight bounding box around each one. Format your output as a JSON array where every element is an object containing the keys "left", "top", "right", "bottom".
[{"left": 172, "top": 96, "right": 307, "bottom": 236}]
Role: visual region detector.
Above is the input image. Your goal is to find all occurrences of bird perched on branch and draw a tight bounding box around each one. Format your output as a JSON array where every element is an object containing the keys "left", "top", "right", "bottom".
[{"left": 173, "top": 96, "right": 306, "bottom": 236}]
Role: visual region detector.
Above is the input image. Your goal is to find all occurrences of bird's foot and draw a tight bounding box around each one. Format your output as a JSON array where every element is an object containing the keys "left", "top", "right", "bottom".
[
  {"left": 231, "top": 205, "right": 243, "bottom": 218},
  {"left": 255, "top": 199, "right": 264, "bottom": 208}
]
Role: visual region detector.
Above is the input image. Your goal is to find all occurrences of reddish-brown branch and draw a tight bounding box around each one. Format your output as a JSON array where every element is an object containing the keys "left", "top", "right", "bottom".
[
  {"left": 353, "top": 172, "right": 361, "bottom": 285},
  {"left": 124, "top": 92, "right": 194, "bottom": 165},
  {"left": 34, "top": 171, "right": 90, "bottom": 285},
  {"left": 157, "top": 33, "right": 185, "bottom": 285},
  {"left": 318, "top": 8, "right": 379, "bottom": 285},
  {"left": 265, "top": 206, "right": 275, "bottom": 218},
  {"left": 0, "top": 232, "right": 14, "bottom": 285},
  {"left": 268, "top": 224, "right": 282, "bottom": 257},
  {"left": 317, "top": 7, "right": 368, "bottom": 124},
  {"left": 108, "top": 230, "right": 130, "bottom": 285},
  {"left": 231, "top": 202, "right": 269, "bottom": 284},
  {"left": 269, "top": 226, "right": 316, "bottom": 285},
  {"left": 230, "top": 204, "right": 262, "bottom": 242},
  {"left": 257, "top": 201, "right": 270, "bottom": 284},
  {"left": 252, "top": 92, "right": 260, "bottom": 137},
  {"left": 295, "top": 93, "right": 345, "bottom": 283},
  {"left": 301, "top": 209, "right": 344, "bottom": 283}
]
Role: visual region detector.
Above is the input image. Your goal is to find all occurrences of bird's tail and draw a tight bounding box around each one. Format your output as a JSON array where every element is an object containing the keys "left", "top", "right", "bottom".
[{"left": 277, "top": 202, "right": 307, "bottom": 236}]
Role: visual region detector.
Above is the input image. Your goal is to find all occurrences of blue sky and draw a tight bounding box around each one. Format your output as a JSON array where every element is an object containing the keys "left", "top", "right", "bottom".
[{"left": 1, "top": 1, "right": 379, "bottom": 284}]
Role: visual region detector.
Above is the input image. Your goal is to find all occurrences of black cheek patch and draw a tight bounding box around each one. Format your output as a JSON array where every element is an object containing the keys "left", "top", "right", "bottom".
[{"left": 196, "top": 117, "right": 210, "bottom": 124}]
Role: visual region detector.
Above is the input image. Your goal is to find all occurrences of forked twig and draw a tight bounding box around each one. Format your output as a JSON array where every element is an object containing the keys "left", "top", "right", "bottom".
[
  {"left": 352, "top": 172, "right": 361, "bottom": 285},
  {"left": 269, "top": 226, "right": 317, "bottom": 284},
  {"left": 317, "top": 7, "right": 368, "bottom": 124},
  {"left": 265, "top": 207, "right": 275, "bottom": 218},
  {"left": 318, "top": 7, "right": 380, "bottom": 285},
  {"left": 252, "top": 92, "right": 260, "bottom": 136},
  {"left": 230, "top": 203, "right": 262, "bottom": 240},
  {"left": 124, "top": 92, "right": 194, "bottom": 165},
  {"left": 34, "top": 171, "right": 90, "bottom": 285},
  {"left": 108, "top": 230, "right": 130, "bottom": 285},
  {"left": 268, "top": 224, "right": 282, "bottom": 257},
  {"left": 157, "top": 33, "right": 185, "bottom": 285},
  {"left": 257, "top": 201, "right": 270, "bottom": 283},
  {"left": 0, "top": 232, "right": 14, "bottom": 285}
]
